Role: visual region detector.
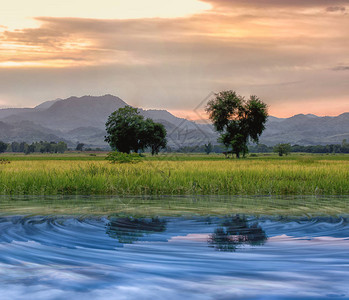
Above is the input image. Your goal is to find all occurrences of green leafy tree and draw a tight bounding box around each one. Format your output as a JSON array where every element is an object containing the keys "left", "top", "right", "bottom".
[
  {"left": 204, "top": 142, "right": 213, "bottom": 155},
  {"left": 274, "top": 143, "right": 291, "bottom": 156},
  {"left": 0, "top": 141, "right": 8, "bottom": 153},
  {"left": 144, "top": 119, "right": 167, "bottom": 155},
  {"left": 56, "top": 141, "right": 68, "bottom": 153},
  {"left": 105, "top": 106, "right": 167, "bottom": 154},
  {"left": 25, "top": 143, "right": 35, "bottom": 154},
  {"left": 11, "top": 142, "right": 20, "bottom": 152},
  {"left": 105, "top": 106, "right": 146, "bottom": 153},
  {"left": 19, "top": 142, "right": 27, "bottom": 153},
  {"left": 206, "top": 90, "right": 268, "bottom": 158},
  {"left": 76, "top": 143, "right": 85, "bottom": 151},
  {"left": 342, "top": 139, "right": 349, "bottom": 153},
  {"left": 41, "top": 142, "right": 52, "bottom": 153}
]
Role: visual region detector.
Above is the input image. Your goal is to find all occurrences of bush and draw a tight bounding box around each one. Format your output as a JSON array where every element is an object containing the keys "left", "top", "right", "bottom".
[
  {"left": 106, "top": 151, "right": 143, "bottom": 164},
  {"left": 274, "top": 143, "right": 291, "bottom": 156}
]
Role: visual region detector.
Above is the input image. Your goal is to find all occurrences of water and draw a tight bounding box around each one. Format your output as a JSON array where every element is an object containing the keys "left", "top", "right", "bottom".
[{"left": 1, "top": 210, "right": 349, "bottom": 299}]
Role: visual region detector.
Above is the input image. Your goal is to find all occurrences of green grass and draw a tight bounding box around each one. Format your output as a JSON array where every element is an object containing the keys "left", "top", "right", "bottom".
[
  {"left": 0, "top": 153, "right": 348, "bottom": 195},
  {"left": 1, "top": 152, "right": 107, "bottom": 161},
  {"left": 2, "top": 151, "right": 347, "bottom": 161}
]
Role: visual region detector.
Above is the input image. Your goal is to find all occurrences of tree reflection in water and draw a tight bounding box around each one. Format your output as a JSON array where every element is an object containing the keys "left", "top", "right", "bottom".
[
  {"left": 106, "top": 217, "right": 167, "bottom": 244},
  {"left": 209, "top": 215, "right": 267, "bottom": 252}
]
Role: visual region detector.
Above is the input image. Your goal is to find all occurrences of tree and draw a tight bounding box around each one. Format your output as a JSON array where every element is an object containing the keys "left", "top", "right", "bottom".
[
  {"left": 342, "top": 139, "right": 349, "bottom": 153},
  {"left": 11, "top": 142, "right": 20, "bottom": 152},
  {"left": 274, "top": 143, "right": 291, "bottom": 156},
  {"left": 25, "top": 143, "right": 35, "bottom": 154},
  {"left": 56, "top": 141, "right": 68, "bottom": 153},
  {"left": 76, "top": 143, "right": 85, "bottom": 151},
  {"left": 0, "top": 141, "right": 8, "bottom": 153},
  {"left": 204, "top": 142, "right": 213, "bottom": 155},
  {"left": 19, "top": 142, "right": 27, "bottom": 153},
  {"left": 206, "top": 90, "right": 268, "bottom": 158},
  {"left": 105, "top": 106, "right": 167, "bottom": 154},
  {"left": 105, "top": 106, "right": 146, "bottom": 153},
  {"left": 144, "top": 119, "right": 167, "bottom": 155}
]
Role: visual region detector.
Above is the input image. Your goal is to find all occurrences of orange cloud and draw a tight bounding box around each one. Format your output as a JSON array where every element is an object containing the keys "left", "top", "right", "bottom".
[{"left": 0, "top": 0, "right": 348, "bottom": 116}]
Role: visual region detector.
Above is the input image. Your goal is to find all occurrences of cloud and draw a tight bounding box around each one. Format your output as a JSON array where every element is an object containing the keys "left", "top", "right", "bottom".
[
  {"left": 0, "top": 0, "right": 212, "bottom": 30},
  {"left": 204, "top": 0, "right": 349, "bottom": 9},
  {"left": 333, "top": 66, "right": 349, "bottom": 71},
  {"left": 0, "top": 0, "right": 348, "bottom": 116},
  {"left": 326, "top": 6, "right": 346, "bottom": 12}
]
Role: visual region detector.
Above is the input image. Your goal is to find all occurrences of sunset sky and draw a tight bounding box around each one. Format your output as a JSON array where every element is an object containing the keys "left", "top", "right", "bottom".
[{"left": 0, "top": 0, "right": 348, "bottom": 118}]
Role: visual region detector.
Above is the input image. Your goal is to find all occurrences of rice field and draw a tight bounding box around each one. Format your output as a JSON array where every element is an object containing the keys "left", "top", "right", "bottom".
[{"left": 0, "top": 154, "right": 348, "bottom": 195}]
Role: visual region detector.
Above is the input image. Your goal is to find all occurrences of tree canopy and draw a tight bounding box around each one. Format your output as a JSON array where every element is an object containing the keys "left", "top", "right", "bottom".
[
  {"left": 0, "top": 141, "right": 7, "bottom": 153},
  {"left": 105, "top": 106, "right": 167, "bottom": 154},
  {"left": 143, "top": 119, "right": 167, "bottom": 155},
  {"left": 204, "top": 142, "right": 213, "bottom": 155},
  {"left": 76, "top": 143, "right": 85, "bottom": 151},
  {"left": 206, "top": 90, "right": 268, "bottom": 158},
  {"left": 6, "top": 141, "right": 68, "bottom": 154},
  {"left": 273, "top": 143, "right": 291, "bottom": 156}
]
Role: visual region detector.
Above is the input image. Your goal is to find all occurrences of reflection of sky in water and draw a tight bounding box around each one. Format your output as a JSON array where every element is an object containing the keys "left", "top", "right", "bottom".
[{"left": 0, "top": 215, "right": 348, "bottom": 299}]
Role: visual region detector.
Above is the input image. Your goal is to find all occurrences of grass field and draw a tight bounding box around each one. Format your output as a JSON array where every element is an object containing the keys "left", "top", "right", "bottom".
[{"left": 0, "top": 153, "right": 348, "bottom": 195}]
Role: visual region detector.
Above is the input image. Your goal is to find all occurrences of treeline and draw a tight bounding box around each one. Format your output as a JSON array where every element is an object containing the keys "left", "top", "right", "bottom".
[
  {"left": 0, "top": 141, "right": 68, "bottom": 154},
  {"left": 249, "top": 142, "right": 349, "bottom": 154},
  {"left": 171, "top": 140, "right": 349, "bottom": 154},
  {"left": 168, "top": 144, "right": 225, "bottom": 154}
]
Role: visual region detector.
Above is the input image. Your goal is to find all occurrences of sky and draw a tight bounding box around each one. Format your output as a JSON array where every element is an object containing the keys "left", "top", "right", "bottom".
[{"left": 0, "top": 0, "right": 348, "bottom": 118}]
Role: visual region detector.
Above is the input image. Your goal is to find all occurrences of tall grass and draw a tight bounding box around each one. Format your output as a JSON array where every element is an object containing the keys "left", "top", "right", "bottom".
[{"left": 0, "top": 156, "right": 348, "bottom": 195}]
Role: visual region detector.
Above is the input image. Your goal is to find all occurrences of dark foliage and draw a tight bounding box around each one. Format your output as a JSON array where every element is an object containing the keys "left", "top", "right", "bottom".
[
  {"left": 206, "top": 91, "right": 268, "bottom": 158},
  {"left": 7, "top": 141, "right": 68, "bottom": 154},
  {"left": 208, "top": 215, "right": 267, "bottom": 252},
  {"left": 0, "top": 141, "right": 7, "bottom": 153},
  {"left": 274, "top": 143, "right": 292, "bottom": 156},
  {"left": 106, "top": 217, "right": 167, "bottom": 244},
  {"left": 204, "top": 142, "right": 213, "bottom": 155},
  {"left": 105, "top": 106, "right": 167, "bottom": 154},
  {"left": 76, "top": 143, "right": 85, "bottom": 151}
]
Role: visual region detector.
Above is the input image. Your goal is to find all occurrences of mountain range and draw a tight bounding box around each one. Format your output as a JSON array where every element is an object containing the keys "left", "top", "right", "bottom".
[{"left": 0, "top": 94, "right": 348, "bottom": 148}]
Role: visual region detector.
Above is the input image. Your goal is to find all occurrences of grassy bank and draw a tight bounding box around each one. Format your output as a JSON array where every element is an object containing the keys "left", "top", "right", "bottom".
[
  {"left": 1, "top": 195, "right": 348, "bottom": 216},
  {"left": 0, "top": 154, "right": 348, "bottom": 195}
]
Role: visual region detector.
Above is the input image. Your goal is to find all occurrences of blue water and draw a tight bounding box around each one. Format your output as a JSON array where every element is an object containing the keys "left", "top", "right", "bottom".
[{"left": 0, "top": 215, "right": 348, "bottom": 299}]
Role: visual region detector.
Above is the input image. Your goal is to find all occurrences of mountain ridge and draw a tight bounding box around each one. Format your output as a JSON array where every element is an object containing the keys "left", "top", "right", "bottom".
[{"left": 0, "top": 95, "right": 348, "bottom": 148}]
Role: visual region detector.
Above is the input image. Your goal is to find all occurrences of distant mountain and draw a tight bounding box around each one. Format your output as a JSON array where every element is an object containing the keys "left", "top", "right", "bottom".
[
  {"left": 260, "top": 113, "right": 349, "bottom": 145},
  {"left": 0, "top": 95, "right": 217, "bottom": 148},
  {"left": 0, "top": 95, "right": 348, "bottom": 148},
  {"left": 0, "top": 108, "right": 32, "bottom": 119},
  {"left": 3, "top": 94, "right": 128, "bottom": 131},
  {"left": 0, "top": 120, "right": 69, "bottom": 144},
  {"left": 34, "top": 98, "right": 62, "bottom": 111}
]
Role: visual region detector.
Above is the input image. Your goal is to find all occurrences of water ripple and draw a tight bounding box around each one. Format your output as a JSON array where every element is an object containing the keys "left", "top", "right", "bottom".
[{"left": 0, "top": 215, "right": 348, "bottom": 299}]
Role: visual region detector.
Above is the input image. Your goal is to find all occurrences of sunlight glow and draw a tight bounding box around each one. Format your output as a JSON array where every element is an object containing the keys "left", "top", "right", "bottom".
[
  {"left": 0, "top": 61, "right": 74, "bottom": 68},
  {"left": 0, "top": 0, "right": 212, "bottom": 30}
]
